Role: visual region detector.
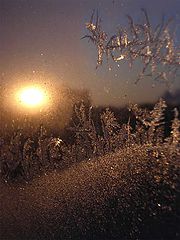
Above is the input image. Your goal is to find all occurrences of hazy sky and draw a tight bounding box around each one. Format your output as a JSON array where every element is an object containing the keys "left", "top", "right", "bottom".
[{"left": 0, "top": 0, "right": 180, "bottom": 106}]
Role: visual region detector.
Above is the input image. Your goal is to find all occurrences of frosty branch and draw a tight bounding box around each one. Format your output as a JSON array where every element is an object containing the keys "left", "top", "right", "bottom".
[{"left": 83, "top": 9, "right": 180, "bottom": 84}]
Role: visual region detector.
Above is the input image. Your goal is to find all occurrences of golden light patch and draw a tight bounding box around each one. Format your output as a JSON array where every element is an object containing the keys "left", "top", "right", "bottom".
[{"left": 18, "top": 86, "right": 47, "bottom": 108}]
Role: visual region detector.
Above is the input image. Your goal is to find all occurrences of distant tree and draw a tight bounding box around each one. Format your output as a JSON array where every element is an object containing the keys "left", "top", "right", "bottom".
[{"left": 83, "top": 9, "right": 180, "bottom": 84}]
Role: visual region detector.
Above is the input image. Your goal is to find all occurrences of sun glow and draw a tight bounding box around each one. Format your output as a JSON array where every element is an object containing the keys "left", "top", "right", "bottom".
[{"left": 18, "top": 86, "right": 47, "bottom": 108}]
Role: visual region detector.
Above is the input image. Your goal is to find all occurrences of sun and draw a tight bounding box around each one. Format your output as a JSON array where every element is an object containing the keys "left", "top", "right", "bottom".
[{"left": 18, "top": 86, "right": 47, "bottom": 108}]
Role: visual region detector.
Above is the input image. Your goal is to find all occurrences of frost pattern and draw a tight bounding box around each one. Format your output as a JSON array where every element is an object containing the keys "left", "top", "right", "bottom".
[
  {"left": 0, "top": 99, "right": 179, "bottom": 181},
  {"left": 83, "top": 9, "right": 180, "bottom": 84},
  {"left": 129, "top": 98, "right": 167, "bottom": 144},
  {"left": 0, "top": 100, "right": 180, "bottom": 239}
]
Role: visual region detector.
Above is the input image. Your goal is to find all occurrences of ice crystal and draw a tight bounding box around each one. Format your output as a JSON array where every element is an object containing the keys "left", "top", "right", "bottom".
[
  {"left": 0, "top": 100, "right": 180, "bottom": 239},
  {"left": 72, "top": 103, "right": 99, "bottom": 159},
  {"left": 101, "top": 108, "right": 120, "bottom": 151},
  {"left": 22, "top": 138, "right": 34, "bottom": 178},
  {"left": 84, "top": 9, "right": 180, "bottom": 83},
  {"left": 83, "top": 11, "right": 107, "bottom": 66},
  {"left": 0, "top": 100, "right": 179, "bottom": 183},
  {"left": 46, "top": 137, "right": 66, "bottom": 169},
  {"left": 170, "top": 108, "right": 180, "bottom": 150},
  {"left": 130, "top": 98, "right": 167, "bottom": 144}
]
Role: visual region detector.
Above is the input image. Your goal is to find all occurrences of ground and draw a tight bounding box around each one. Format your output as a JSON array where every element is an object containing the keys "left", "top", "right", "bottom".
[{"left": 1, "top": 144, "right": 179, "bottom": 240}]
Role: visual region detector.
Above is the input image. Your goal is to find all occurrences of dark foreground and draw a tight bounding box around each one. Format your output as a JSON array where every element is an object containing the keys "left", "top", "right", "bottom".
[{"left": 1, "top": 144, "right": 180, "bottom": 240}]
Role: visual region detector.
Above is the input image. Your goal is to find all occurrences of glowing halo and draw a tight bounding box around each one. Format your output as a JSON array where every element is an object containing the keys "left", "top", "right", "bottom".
[{"left": 17, "top": 86, "right": 48, "bottom": 109}]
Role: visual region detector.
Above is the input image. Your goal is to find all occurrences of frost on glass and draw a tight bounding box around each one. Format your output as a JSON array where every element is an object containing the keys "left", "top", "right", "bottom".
[
  {"left": 1, "top": 99, "right": 179, "bottom": 239},
  {"left": 129, "top": 98, "right": 167, "bottom": 144},
  {"left": 0, "top": 99, "right": 179, "bottom": 181},
  {"left": 1, "top": 3, "right": 180, "bottom": 240},
  {"left": 83, "top": 9, "right": 180, "bottom": 84}
]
